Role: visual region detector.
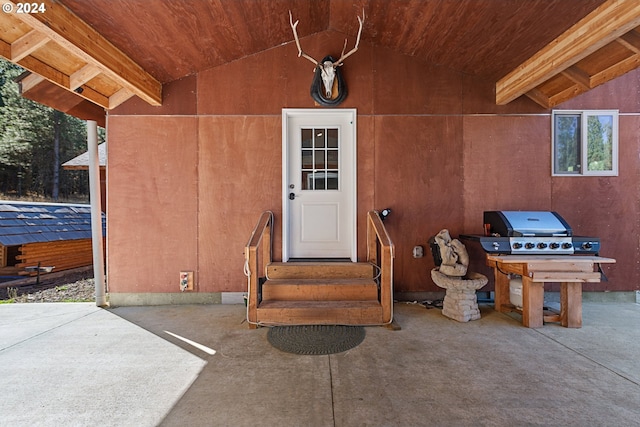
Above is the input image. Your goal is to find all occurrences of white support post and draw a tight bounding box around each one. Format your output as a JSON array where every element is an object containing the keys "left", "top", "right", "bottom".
[{"left": 87, "top": 120, "right": 107, "bottom": 307}]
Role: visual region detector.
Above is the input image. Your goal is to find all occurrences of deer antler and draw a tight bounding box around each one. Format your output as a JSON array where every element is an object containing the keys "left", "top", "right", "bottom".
[
  {"left": 289, "top": 10, "right": 318, "bottom": 66},
  {"left": 334, "top": 8, "right": 365, "bottom": 67}
]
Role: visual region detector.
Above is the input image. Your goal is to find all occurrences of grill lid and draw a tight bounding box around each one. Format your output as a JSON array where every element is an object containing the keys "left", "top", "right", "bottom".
[{"left": 484, "top": 211, "right": 572, "bottom": 237}]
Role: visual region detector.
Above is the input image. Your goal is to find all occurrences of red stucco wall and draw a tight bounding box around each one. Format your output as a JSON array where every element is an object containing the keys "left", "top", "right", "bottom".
[{"left": 107, "top": 31, "right": 639, "bottom": 295}]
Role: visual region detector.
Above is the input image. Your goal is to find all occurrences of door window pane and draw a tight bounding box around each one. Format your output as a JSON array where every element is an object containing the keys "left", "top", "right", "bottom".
[
  {"left": 301, "top": 171, "right": 311, "bottom": 190},
  {"left": 302, "top": 150, "right": 313, "bottom": 169},
  {"left": 302, "top": 129, "right": 313, "bottom": 148},
  {"left": 314, "top": 130, "right": 325, "bottom": 148},
  {"left": 327, "top": 150, "right": 338, "bottom": 169},
  {"left": 315, "top": 172, "right": 326, "bottom": 190},
  {"left": 314, "top": 151, "right": 325, "bottom": 169},
  {"left": 327, "top": 128, "right": 338, "bottom": 148},
  {"left": 327, "top": 172, "right": 338, "bottom": 189}
]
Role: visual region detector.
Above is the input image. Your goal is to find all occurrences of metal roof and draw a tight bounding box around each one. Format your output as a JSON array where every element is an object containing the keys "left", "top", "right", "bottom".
[{"left": 0, "top": 201, "right": 105, "bottom": 246}]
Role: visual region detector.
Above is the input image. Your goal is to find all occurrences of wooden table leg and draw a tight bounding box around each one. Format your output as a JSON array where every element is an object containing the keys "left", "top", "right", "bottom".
[
  {"left": 493, "top": 267, "right": 510, "bottom": 313},
  {"left": 522, "top": 276, "right": 544, "bottom": 328},
  {"left": 561, "top": 282, "right": 582, "bottom": 328}
]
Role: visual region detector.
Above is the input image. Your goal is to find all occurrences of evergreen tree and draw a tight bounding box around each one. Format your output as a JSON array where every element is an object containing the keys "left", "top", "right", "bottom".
[
  {"left": 0, "top": 58, "right": 92, "bottom": 201},
  {"left": 555, "top": 114, "right": 580, "bottom": 173}
]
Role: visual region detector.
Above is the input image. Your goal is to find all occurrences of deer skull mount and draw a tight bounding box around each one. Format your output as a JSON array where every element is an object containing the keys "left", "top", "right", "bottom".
[{"left": 289, "top": 10, "right": 364, "bottom": 107}]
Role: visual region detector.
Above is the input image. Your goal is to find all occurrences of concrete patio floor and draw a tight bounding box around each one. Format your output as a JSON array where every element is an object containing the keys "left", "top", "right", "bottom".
[{"left": 1, "top": 301, "right": 639, "bottom": 426}]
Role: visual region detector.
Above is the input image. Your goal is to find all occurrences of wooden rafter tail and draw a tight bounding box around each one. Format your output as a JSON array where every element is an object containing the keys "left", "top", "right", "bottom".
[
  {"left": 618, "top": 29, "right": 640, "bottom": 53},
  {"left": 109, "top": 88, "right": 135, "bottom": 109},
  {"left": 7, "top": 0, "right": 162, "bottom": 107},
  {"left": 10, "top": 30, "right": 49, "bottom": 62},
  {"left": 69, "top": 64, "right": 102, "bottom": 90}
]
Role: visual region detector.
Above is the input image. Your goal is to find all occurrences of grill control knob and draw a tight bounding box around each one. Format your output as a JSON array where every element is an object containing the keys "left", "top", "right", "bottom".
[
  {"left": 549, "top": 242, "right": 560, "bottom": 249},
  {"left": 582, "top": 242, "right": 593, "bottom": 250},
  {"left": 525, "top": 242, "right": 535, "bottom": 249},
  {"left": 537, "top": 242, "right": 548, "bottom": 249},
  {"left": 512, "top": 242, "right": 523, "bottom": 249},
  {"left": 562, "top": 242, "right": 573, "bottom": 249}
]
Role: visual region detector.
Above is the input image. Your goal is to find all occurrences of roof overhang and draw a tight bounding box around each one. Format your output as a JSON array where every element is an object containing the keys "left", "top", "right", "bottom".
[
  {"left": 15, "top": 72, "right": 106, "bottom": 127},
  {"left": 497, "top": 0, "right": 640, "bottom": 107},
  {"left": 1, "top": 0, "right": 639, "bottom": 113},
  {"left": 0, "top": 0, "right": 162, "bottom": 110}
]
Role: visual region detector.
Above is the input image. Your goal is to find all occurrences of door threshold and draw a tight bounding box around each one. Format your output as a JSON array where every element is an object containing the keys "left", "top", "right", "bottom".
[{"left": 288, "top": 258, "right": 352, "bottom": 263}]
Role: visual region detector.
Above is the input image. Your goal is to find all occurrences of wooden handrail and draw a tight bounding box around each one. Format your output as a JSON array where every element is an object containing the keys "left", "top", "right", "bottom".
[
  {"left": 244, "top": 211, "right": 273, "bottom": 328},
  {"left": 366, "top": 210, "right": 395, "bottom": 323}
]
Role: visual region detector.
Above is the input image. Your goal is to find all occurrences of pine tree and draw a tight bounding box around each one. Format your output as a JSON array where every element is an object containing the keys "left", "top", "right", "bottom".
[{"left": 0, "top": 58, "right": 92, "bottom": 201}]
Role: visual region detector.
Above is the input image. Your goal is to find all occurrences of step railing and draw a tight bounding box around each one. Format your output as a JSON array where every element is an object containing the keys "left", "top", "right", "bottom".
[
  {"left": 244, "top": 211, "right": 273, "bottom": 328},
  {"left": 245, "top": 210, "right": 394, "bottom": 327},
  {"left": 367, "top": 210, "right": 395, "bottom": 323}
]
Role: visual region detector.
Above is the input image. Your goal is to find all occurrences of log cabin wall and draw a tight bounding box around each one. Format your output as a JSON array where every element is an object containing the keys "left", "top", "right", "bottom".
[
  {"left": 107, "top": 32, "right": 639, "bottom": 298},
  {"left": 17, "top": 239, "right": 96, "bottom": 274}
]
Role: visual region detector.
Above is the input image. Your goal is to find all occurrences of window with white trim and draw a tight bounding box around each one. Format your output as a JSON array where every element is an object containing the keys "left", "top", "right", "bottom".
[{"left": 552, "top": 110, "right": 618, "bottom": 176}]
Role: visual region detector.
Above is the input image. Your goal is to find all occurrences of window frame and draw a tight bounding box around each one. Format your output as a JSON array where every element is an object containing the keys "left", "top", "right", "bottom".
[{"left": 551, "top": 109, "right": 619, "bottom": 177}]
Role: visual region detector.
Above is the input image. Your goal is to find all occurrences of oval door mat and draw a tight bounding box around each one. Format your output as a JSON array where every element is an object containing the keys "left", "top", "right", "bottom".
[{"left": 267, "top": 325, "right": 366, "bottom": 355}]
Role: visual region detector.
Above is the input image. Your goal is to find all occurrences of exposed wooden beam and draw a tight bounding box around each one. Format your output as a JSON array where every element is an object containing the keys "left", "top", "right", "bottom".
[
  {"left": 11, "top": 30, "right": 49, "bottom": 61},
  {"left": 0, "top": 39, "right": 10, "bottom": 59},
  {"left": 561, "top": 66, "right": 592, "bottom": 89},
  {"left": 108, "top": 88, "right": 134, "bottom": 109},
  {"left": 618, "top": 29, "right": 640, "bottom": 54},
  {"left": 589, "top": 53, "right": 640, "bottom": 87},
  {"left": 2, "top": 37, "right": 113, "bottom": 109},
  {"left": 69, "top": 64, "right": 101, "bottom": 91},
  {"left": 546, "top": 85, "right": 587, "bottom": 108},
  {"left": 1, "top": 38, "right": 111, "bottom": 109},
  {"left": 8, "top": 0, "right": 162, "bottom": 107},
  {"left": 496, "top": 0, "right": 640, "bottom": 105},
  {"left": 524, "top": 88, "right": 552, "bottom": 109},
  {"left": 18, "top": 73, "right": 45, "bottom": 93}
]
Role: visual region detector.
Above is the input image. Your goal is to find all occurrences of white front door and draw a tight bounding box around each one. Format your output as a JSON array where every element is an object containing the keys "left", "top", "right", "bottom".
[{"left": 282, "top": 109, "right": 357, "bottom": 261}]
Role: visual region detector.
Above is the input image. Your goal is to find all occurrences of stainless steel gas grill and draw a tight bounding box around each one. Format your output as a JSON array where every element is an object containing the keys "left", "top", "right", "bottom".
[
  {"left": 460, "top": 211, "right": 600, "bottom": 255},
  {"left": 458, "top": 210, "right": 613, "bottom": 329}
]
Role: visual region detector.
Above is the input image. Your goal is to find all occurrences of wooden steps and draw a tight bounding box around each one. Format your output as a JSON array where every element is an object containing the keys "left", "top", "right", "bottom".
[
  {"left": 262, "top": 279, "right": 378, "bottom": 301},
  {"left": 257, "top": 300, "right": 383, "bottom": 326},
  {"left": 266, "top": 262, "right": 374, "bottom": 279},
  {"left": 255, "top": 262, "right": 384, "bottom": 326},
  {"left": 245, "top": 211, "right": 395, "bottom": 328}
]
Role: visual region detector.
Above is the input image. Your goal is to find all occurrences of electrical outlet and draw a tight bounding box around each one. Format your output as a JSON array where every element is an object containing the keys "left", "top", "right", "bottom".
[
  {"left": 180, "top": 271, "right": 194, "bottom": 292},
  {"left": 412, "top": 245, "right": 424, "bottom": 258}
]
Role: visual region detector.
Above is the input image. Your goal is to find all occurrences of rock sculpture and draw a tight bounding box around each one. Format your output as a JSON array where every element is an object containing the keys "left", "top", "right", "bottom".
[
  {"left": 433, "top": 229, "right": 469, "bottom": 276},
  {"left": 430, "top": 229, "right": 487, "bottom": 322}
]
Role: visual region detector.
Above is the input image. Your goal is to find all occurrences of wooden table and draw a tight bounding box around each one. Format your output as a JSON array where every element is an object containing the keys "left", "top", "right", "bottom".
[{"left": 486, "top": 255, "right": 615, "bottom": 328}]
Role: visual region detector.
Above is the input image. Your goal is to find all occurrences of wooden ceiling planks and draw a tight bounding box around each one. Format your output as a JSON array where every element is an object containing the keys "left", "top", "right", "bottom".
[
  {"left": 3, "top": 0, "right": 638, "bottom": 112},
  {"left": 330, "top": 0, "right": 605, "bottom": 79},
  {"left": 59, "top": 0, "right": 603, "bottom": 83},
  {"left": 59, "top": 0, "right": 329, "bottom": 84}
]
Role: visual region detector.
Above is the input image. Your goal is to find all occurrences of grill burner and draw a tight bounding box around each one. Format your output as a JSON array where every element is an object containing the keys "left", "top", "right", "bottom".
[{"left": 461, "top": 211, "right": 600, "bottom": 255}]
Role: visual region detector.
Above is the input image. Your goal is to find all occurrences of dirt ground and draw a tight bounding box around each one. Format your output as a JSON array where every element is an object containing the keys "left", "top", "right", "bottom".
[{"left": 1, "top": 269, "right": 96, "bottom": 303}]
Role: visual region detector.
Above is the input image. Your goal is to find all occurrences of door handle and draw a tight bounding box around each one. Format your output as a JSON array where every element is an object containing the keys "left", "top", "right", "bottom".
[{"left": 289, "top": 192, "right": 296, "bottom": 200}]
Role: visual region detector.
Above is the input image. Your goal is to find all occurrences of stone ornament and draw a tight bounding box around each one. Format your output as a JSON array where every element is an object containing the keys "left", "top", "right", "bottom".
[
  {"left": 433, "top": 229, "right": 469, "bottom": 276},
  {"left": 431, "top": 229, "right": 488, "bottom": 322}
]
